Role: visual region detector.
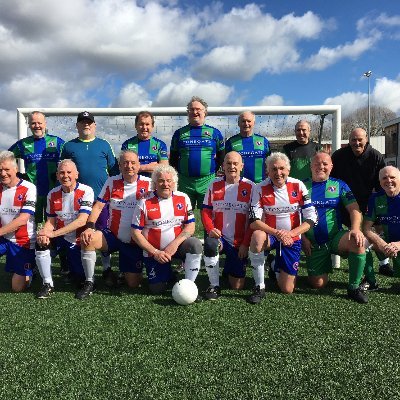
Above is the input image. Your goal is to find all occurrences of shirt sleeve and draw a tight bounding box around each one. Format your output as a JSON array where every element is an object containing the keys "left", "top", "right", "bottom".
[
  {"left": 97, "top": 177, "right": 112, "bottom": 203},
  {"left": 79, "top": 187, "right": 94, "bottom": 214},
  {"left": 300, "top": 181, "right": 318, "bottom": 225},
  {"left": 249, "top": 184, "right": 263, "bottom": 222},
  {"left": 131, "top": 198, "right": 145, "bottom": 230},
  {"left": 21, "top": 183, "right": 36, "bottom": 215},
  {"left": 158, "top": 140, "right": 168, "bottom": 162}
]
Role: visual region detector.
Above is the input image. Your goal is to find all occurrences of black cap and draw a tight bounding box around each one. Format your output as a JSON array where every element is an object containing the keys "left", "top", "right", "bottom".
[{"left": 77, "top": 111, "right": 95, "bottom": 123}]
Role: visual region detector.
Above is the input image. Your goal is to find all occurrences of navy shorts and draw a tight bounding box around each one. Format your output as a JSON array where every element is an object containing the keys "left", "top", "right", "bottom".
[
  {"left": 143, "top": 257, "right": 173, "bottom": 285},
  {"left": 269, "top": 236, "right": 302, "bottom": 276},
  {"left": 52, "top": 237, "right": 84, "bottom": 279},
  {"left": 220, "top": 237, "right": 247, "bottom": 278},
  {"left": 102, "top": 229, "right": 143, "bottom": 273},
  {"left": 0, "top": 237, "right": 35, "bottom": 277}
]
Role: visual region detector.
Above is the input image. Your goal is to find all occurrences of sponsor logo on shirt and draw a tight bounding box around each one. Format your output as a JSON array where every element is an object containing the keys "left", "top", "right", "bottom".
[
  {"left": 213, "top": 201, "right": 249, "bottom": 211},
  {"left": 327, "top": 186, "right": 337, "bottom": 192},
  {"left": 241, "top": 189, "right": 248, "bottom": 197},
  {"left": 48, "top": 141, "right": 56, "bottom": 148},
  {"left": 291, "top": 191, "right": 298, "bottom": 197},
  {"left": 176, "top": 203, "right": 183, "bottom": 210}
]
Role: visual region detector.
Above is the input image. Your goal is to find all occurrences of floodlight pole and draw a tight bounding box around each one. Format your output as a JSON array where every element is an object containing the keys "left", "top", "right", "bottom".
[{"left": 363, "top": 71, "right": 372, "bottom": 141}]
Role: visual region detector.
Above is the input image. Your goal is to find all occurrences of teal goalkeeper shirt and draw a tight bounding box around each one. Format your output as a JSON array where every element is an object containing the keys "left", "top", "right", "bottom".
[{"left": 61, "top": 137, "right": 118, "bottom": 198}]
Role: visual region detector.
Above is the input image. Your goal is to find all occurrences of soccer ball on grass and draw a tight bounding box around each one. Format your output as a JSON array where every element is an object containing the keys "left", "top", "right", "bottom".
[{"left": 172, "top": 279, "right": 198, "bottom": 305}]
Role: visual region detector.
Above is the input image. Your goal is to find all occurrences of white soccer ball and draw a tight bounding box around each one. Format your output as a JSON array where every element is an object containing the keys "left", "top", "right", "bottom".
[{"left": 172, "top": 279, "right": 198, "bottom": 305}]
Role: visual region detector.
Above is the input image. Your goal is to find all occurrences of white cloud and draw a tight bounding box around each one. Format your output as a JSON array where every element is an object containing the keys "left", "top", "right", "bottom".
[
  {"left": 358, "top": 12, "right": 400, "bottom": 32},
  {"left": 195, "top": 6, "right": 325, "bottom": 79},
  {"left": 0, "top": 0, "right": 198, "bottom": 82},
  {"left": 0, "top": 108, "right": 20, "bottom": 145},
  {"left": 147, "top": 68, "right": 187, "bottom": 90},
  {"left": 153, "top": 78, "right": 233, "bottom": 106},
  {"left": 258, "top": 95, "right": 285, "bottom": 106},
  {"left": 304, "top": 35, "right": 381, "bottom": 71},
  {"left": 324, "top": 77, "right": 400, "bottom": 116},
  {"left": 0, "top": 73, "right": 88, "bottom": 109},
  {"left": 324, "top": 92, "right": 366, "bottom": 117},
  {"left": 373, "top": 77, "right": 400, "bottom": 114},
  {"left": 111, "top": 83, "right": 151, "bottom": 108}
]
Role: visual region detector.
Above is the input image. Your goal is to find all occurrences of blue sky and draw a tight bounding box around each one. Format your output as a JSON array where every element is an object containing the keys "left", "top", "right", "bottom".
[{"left": 0, "top": 0, "right": 399, "bottom": 144}]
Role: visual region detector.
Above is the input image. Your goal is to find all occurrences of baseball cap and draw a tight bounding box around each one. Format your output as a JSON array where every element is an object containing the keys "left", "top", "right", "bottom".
[{"left": 77, "top": 111, "right": 95, "bottom": 123}]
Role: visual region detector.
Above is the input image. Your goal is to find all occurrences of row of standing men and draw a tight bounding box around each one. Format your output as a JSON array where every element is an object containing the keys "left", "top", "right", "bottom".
[{"left": 1, "top": 96, "right": 395, "bottom": 303}]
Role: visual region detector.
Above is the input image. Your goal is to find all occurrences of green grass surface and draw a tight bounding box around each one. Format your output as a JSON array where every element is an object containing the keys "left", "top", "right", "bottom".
[{"left": 0, "top": 211, "right": 399, "bottom": 399}]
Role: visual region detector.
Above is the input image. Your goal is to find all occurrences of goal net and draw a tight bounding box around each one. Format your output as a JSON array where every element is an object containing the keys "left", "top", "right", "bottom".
[{"left": 17, "top": 105, "right": 341, "bottom": 154}]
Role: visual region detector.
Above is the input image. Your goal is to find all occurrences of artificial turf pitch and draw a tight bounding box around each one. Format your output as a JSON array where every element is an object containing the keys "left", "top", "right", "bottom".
[{"left": 0, "top": 257, "right": 399, "bottom": 400}]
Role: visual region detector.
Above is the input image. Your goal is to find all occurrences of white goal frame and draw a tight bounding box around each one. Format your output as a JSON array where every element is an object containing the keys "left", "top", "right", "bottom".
[{"left": 16, "top": 105, "right": 341, "bottom": 149}]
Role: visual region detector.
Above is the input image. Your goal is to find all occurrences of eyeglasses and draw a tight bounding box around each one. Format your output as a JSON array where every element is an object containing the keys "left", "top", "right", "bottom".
[{"left": 188, "top": 108, "right": 205, "bottom": 113}]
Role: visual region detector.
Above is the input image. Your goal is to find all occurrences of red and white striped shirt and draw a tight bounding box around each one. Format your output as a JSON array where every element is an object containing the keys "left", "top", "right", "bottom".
[
  {"left": 250, "top": 177, "right": 317, "bottom": 240},
  {"left": 47, "top": 182, "right": 94, "bottom": 244},
  {"left": 202, "top": 177, "right": 255, "bottom": 247},
  {"left": 98, "top": 174, "right": 152, "bottom": 243},
  {"left": 132, "top": 190, "right": 195, "bottom": 252},
  {"left": 0, "top": 179, "right": 36, "bottom": 249}
]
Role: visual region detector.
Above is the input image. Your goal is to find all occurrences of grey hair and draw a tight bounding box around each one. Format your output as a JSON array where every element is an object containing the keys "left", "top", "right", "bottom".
[
  {"left": 57, "top": 159, "right": 78, "bottom": 171},
  {"left": 266, "top": 152, "right": 291, "bottom": 172},
  {"left": 186, "top": 96, "right": 208, "bottom": 114},
  {"left": 379, "top": 166, "right": 400, "bottom": 180},
  {"left": 119, "top": 149, "right": 139, "bottom": 163},
  {"left": 151, "top": 164, "right": 179, "bottom": 187},
  {"left": 295, "top": 120, "right": 311, "bottom": 131},
  {"left": 0, "top": 151, "right": 17, "bottom": 168},
  {"left": 28, "top": 111, "right": 46, "bottom": 123},
  {"left": 238, "top": 110, "right": 255, "bottom": 123}
]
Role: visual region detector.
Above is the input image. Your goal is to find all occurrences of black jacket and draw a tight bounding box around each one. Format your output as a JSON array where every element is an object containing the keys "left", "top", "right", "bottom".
[{"left": 331, "top": 143, "right": 385, "bottom": 213}]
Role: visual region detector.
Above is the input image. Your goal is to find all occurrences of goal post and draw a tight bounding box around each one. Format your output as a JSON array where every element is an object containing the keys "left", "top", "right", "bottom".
[{"left": 16, "top": 105, "right": 341, "bottom": 151}]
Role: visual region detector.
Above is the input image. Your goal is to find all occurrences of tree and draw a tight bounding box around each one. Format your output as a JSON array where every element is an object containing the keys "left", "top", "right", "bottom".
[{"left": 342, "top": 106, "right": 397, "bottom": 139}]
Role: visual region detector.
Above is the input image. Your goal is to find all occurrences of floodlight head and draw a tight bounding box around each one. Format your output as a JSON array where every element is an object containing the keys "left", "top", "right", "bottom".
[{"left": 363, "top": 71, "right": 372, "bottom": 77}]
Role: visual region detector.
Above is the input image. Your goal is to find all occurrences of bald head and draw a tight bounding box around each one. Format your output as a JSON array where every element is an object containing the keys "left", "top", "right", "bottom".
[
  {"left": 349, "top": 128, "right": 368, "bottom": 156},
  {"left": 57, "top": 159, "right": 79, "bottom": 191},
  {"left": 379, "top": 166, "right": 400, "bottom": 197},
  {"left": 223, "top": 151, "right": 244, "bottom": 183}
]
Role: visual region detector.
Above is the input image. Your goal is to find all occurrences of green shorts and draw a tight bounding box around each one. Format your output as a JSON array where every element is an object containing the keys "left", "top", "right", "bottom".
[
  {"left": 306, "top": 230, "right": 347, "bottom": 277},
  {"left": 35, "top": 195, "right": 47, "bottom": 224},
  {"left": 178, "top": 174, "right": 216, "bottom": 209}
]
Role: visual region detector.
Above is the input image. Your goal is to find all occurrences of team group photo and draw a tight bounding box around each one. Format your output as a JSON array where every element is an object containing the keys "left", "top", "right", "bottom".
[
  {"left": 3, "top": 96, "right": 399, "bottom": 307},
  {"left": 1, "top": 1, "right": 400, "bottom": 398}
]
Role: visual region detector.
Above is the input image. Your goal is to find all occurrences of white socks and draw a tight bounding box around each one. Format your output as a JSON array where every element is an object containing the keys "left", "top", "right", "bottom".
[
  {"left": 249, "top": 250, "right": 265, "bottom": 289},
  {"left": 35, "top": 249, "right": 54, "bottom": 287},
  {"left": 81, "top": 250, "right": 97, "bottom": 282},
  {"left": 204, "top": 255, "right": 220, "bottom": 287},
  {"left": 184, "top": 253, "right": 202, "bottom": 281}
]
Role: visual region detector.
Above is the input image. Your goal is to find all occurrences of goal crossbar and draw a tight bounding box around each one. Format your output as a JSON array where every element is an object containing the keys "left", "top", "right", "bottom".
[{"left": 17, "top": 105, "right": 341, "bottom": 151}]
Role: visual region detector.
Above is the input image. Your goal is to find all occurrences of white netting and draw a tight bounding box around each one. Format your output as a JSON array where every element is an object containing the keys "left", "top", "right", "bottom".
[{"left": 41, "top": 113, "right": 333, "bottom": 153}]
